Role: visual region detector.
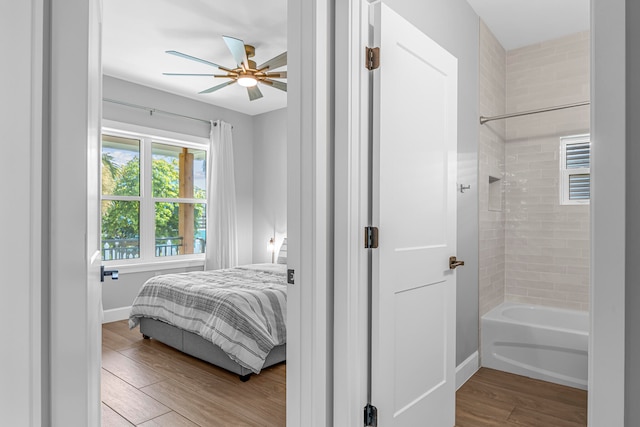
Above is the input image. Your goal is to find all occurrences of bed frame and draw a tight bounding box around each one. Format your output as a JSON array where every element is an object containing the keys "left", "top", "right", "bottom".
[{"left": 139, "top": 317, "right": 286, "bottom": 382}]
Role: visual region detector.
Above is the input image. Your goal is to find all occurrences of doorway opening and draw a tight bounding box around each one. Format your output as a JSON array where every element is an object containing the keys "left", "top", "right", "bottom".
[{"left": 99, "top": 1, "right": 289, "bottom": 425}]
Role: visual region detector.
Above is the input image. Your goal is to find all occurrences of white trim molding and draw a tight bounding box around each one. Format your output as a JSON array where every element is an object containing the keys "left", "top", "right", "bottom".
[
  {"left": 455, "top": 351, "right": 479, "bottom": 391},
  {"left": 103, "top": 307, "right": 132, "bottom": 324}
]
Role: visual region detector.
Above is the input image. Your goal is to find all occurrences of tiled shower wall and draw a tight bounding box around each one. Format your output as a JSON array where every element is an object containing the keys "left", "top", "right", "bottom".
[
  {"left": 478, "top": 21, "right": 506, "bottom": 316},
  {"left": 504, "top": 32, "right": 590, "bottom": 311},
  {"left": 478, "top": 29, "right": 591, "bottom": 314}
]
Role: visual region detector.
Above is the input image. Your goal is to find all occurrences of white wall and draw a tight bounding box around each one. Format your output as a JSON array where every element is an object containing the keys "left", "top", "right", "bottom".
[
  {"left": 102, "top": 76, "right": 256, "bottom": 310},
  {"left": 101, "top": 265, "right": 204, "bottom": 313},
  {"left": 383, "top": 0, "right": 480, "bottom": 366},
  {"left": 252, "top": 108, "right": 288, "bottom": 263},
  {"left": 0, "top": 1, "right": 44, "bottom": 424}
]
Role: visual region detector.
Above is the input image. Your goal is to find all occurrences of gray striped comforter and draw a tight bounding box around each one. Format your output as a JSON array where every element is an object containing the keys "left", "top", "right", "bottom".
[{"left": 129, "top": 263, "right": 287, "bottom": 373}]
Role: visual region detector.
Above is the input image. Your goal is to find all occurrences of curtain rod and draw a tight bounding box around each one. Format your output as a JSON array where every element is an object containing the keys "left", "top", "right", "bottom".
[
  {"left": 103, "top": 97, "right": 212, "bottom": 125},
  {"left": 480, "top": 101, "right": 590, "bottom": 125}
]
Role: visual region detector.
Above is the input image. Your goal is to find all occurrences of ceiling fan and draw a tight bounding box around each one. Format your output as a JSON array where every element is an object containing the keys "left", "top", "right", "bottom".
[{"left": 163, "top": 36, "right": 287, "bottom": 101}]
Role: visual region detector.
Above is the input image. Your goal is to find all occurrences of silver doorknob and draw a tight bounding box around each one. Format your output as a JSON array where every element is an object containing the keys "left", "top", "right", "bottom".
[{"left": 449, "top": 256, "right": 465, "bottom": 269}]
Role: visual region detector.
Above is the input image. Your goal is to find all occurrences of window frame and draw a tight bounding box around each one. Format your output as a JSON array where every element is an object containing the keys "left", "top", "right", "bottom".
[
  {"left": 101, "top": 120, "right": 209, "bottom": 271},
  {"left": 559, "top": 134, "right": 591, "bottom": 206}
]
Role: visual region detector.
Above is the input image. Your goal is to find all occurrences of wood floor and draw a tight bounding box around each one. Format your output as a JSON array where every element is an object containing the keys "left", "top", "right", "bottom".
[
  {"left": 103, "top": 321, "right": 586, "bottom": 426},
  {"left": 456, "top": 368, "right": 587, "bottom": 426},
  {"left": 101, "top": 320, "right": 286, "bottom": 426}
]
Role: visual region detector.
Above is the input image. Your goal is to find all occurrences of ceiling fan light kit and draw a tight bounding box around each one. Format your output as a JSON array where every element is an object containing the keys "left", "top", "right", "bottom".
[
  {"left": 237, "top": 75, "right": 258, "bottom": 87},
  {"left": 164, "top": 36, "right": 287, "bottom": 101}
]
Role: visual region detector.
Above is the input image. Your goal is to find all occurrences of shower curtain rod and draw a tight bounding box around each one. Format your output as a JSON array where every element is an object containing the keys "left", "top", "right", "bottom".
[
  {"left": 479, "top": 100, "right": 590, "bottom": 125},
  {"left": 103, "top": 97, "right": 212, "bottom": 125}
]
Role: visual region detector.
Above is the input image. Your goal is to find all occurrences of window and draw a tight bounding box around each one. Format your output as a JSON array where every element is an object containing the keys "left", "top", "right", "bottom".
[
  {"left": 102, "top": 135, "right": 142, "bottom": 259},
  {"left": 101, "top": 126, "right": 208, "bottom": 264},
  {"left": 560, "top": 134, "right": 590, "bottom": 205}
]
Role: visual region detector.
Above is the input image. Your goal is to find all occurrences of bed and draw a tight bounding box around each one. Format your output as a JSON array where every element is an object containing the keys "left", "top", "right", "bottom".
[{"left": 128, "top": 260, "right": 287, "bottom": 381}]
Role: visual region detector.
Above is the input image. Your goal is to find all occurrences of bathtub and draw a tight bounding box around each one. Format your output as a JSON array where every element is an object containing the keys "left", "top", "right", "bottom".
[{"left": 481, "top": 302, "right": 588, "bottom": 390}]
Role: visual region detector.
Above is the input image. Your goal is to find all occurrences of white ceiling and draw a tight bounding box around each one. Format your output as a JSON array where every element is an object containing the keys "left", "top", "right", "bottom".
[
  {"left": 102, "top": 0, "right": 287, "bottom": 116},
  {"left": 103, "top": 0, "right": 589, "bottom": 116},
  {"left": 466, "top": 0, "right": 590, "bottom": 51}
]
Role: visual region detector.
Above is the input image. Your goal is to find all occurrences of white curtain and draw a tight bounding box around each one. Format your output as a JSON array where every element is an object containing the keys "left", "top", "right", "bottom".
[{"left": 206, "top": 120, "right": 238, "bottom": 270}]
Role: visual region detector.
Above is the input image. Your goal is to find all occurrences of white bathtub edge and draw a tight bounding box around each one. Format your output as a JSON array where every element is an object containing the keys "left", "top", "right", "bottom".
[{"left": 456, "top": 351, "right": 479, "bottom": 390}]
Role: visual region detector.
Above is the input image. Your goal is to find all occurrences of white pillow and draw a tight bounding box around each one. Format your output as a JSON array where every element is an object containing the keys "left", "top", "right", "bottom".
[{"left": 276, "top": 238, "right": 287, "bottom": 264}]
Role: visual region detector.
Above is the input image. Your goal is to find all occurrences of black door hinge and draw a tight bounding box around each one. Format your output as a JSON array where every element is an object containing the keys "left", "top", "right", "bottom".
[
  {"left": 366, "top": 47, "right": 380, "bottom": 70},
  {"left": 365, "top": 226, "right": 379, "bottom": 249},
  {"left": 364, "top": 403, "right": 378, "bottom": 427}
]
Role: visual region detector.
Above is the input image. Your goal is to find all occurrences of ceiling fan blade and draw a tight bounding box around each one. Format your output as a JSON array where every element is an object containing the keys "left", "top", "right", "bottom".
[
  {"left": 261, "top": 78, "right": 287, "bottom": 92},
  {"left": 222, "top": 36, "right": 249, "bottom": 69},
  {"left": 257, "top": 52, "right": 287, "bottom": 71},
  {"left": 247, "top": 86, "right": 263, "bottom": 101},
  {"left": 199, "top": 80, "right": 236, "bottom": 94},
  {"left": 265, "top": 71, "right": 287, "bottom": 79},
  {"left": 163, "top": 73, "right": 217, "bottom": 76},
  {"left": 166, "top": 50, "right": 221, "bottom": 69}
]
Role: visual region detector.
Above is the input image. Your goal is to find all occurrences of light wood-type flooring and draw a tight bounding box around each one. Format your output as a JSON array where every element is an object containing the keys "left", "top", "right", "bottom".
[
  {"left": 101, "top": 320, "right": 286, "bottom": 426},
  {"left": 102, "top": 321, "right": 586, "bottom": 426},
  {"left": 455, "top": 368, "right": 587, "bottom": 426}
]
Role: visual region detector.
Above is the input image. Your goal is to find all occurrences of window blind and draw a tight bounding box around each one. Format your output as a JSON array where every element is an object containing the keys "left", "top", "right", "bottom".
[
  {"left": 566, "top": 142, "right": 591, "bottom": 168},
  {"left": 566, "top": 141, "right": 591, "bottom": 200},
  {"left": 569, "top": 173, "right": 590, "bottom": 200}
]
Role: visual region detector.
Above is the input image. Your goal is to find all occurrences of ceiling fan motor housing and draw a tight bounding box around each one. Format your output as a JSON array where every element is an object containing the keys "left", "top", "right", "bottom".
[{"left": 244, "top": 44, "right": 255, "bottom": 59}]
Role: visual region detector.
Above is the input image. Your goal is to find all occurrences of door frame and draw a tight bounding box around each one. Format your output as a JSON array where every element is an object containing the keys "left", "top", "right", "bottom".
[
  {"left": 588, "top": 0, "right": 626, "bottom": 423},
  {"left": 48, "top": 0, "right": 103, "bottom": 425},
  {"left": 287, "top": 0, "right": 334, "bottom": 425},
  {"left": 333, "top": 0, "right": 373, "bottom": 425}
]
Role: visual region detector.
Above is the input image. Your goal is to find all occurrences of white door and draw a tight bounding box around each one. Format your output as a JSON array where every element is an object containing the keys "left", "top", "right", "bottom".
[{"left": 370, "top": 3, "right": 458, "bottom": 426}]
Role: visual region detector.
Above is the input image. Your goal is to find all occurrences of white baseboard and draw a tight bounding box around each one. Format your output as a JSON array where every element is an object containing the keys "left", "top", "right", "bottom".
[
  {"left": 103, "top": 306, "right": 131, "bottom": 324},
  {"left": 456, "top": 351, "right": 479, "bottom": 390}
]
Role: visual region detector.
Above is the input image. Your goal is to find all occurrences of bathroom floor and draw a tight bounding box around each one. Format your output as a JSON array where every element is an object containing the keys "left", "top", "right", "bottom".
[{"left": 456, "top": 367, "right": 587, "bottom": 426}]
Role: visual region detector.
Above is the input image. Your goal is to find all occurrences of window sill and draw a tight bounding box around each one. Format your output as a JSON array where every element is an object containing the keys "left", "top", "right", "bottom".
[
  {"left": 102, "top": 257, "right": 205, "bottom": 274},
  {"left": 561, "top": 200, "right": 590, "bottom": 206}
]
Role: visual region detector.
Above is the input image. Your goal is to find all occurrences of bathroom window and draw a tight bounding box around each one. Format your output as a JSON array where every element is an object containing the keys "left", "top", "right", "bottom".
[{"left": 560, "top": 134, "right": 591, "bottom": 205}]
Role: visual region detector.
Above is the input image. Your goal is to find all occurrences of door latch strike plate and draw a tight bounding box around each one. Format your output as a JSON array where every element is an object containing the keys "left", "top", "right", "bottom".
[{"left": 287, "top": 269, "right": 295, "bottom": 285}]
